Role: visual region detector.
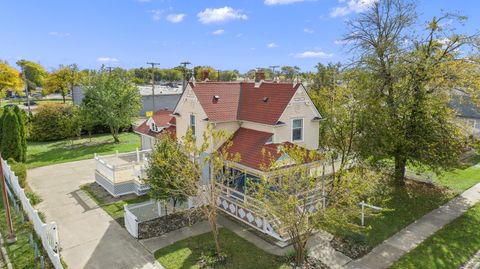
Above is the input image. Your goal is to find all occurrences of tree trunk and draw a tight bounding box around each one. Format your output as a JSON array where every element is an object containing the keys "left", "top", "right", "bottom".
[
  {"left": 62, "top": 92, "right": 66, "bottom": 104},
  {"left": 394, "top": 154, "right": 407, "bottom": 186},
  {"left": 208, "top": 211, "right": 221, "bottom": 255},
  {"left": 291, "top": 234, "right": 306, "bottom": 266},
  {"left": 110, "top": 126, "right": 120, "bottom": 143}
]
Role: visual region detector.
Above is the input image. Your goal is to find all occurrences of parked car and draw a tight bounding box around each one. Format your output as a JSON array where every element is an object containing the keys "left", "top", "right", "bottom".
[{"left": 24, "top": 100, "right": 37, "bottom": 106}]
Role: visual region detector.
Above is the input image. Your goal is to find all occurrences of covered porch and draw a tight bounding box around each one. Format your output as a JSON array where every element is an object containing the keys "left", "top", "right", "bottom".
[
  {"left": 216, "top": 161, "right": 329, "bottom": 243},
  {"left": 94, "top": 149, "right": 152, "bottom": 197}
]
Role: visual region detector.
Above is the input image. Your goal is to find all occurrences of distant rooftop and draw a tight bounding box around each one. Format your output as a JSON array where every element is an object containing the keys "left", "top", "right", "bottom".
[{"left": 137, "top": 84, "right": 183, "bottom": 96}]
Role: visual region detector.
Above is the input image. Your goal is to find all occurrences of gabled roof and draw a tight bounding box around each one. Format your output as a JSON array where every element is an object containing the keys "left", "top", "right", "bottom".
[
  {"left": 190, "top": 82, "right": 241, "bottom": 122},
  {"left": 135, "top": 108, "right": 176, "bottom": 139},
  {"left": 239, "top": 82, "right": 300, "bottom": 125},
  {"left": 187, "top": 81, "right": 301, "bottom": 125}
]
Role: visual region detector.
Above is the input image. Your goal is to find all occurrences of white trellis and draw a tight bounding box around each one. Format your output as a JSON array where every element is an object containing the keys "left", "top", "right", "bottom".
[{"left": 359, "top": 200, "right": 383, "bottom": 226}]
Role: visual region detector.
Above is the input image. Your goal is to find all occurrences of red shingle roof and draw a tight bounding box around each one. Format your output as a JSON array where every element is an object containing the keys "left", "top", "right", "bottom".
[
  {"left": 239, "top": 83, "right": 300, "bottom": 125},
  {"left": 190, "top": 82, "right": 241, "bottom": 122},
  {"left": 223, "top": 128, "right": 283, "bottom": 170},
  {"left": 135, "top": 109, "right": 176, "bottom": 139},
  {"left": 189, "top": 82, "right": 299, "bottom": 125}
]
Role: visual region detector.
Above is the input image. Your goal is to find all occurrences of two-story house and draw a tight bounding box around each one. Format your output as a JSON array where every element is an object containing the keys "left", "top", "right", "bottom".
[{"left": 95, "top": 81, "right": 324, "bottom": 241}]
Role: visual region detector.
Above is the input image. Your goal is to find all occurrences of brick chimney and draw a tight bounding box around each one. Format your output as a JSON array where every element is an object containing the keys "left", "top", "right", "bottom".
[{"left": 255, "top": 70, "right": 265, "bottom": 82}]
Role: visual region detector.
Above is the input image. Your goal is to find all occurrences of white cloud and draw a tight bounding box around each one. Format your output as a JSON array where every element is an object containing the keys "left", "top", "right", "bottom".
[
  {"left": 97, "top": 57, "right": 119, "bottom": 63},
  {"left": 149, "top": 9, "right": 163, "bottom": 21},
  {"left": 49, "top": 31, "right": 71, "bottom": 37},
  {"left": 197, "top": 6, "right": 247, "bottom": 24},
  {"left": 250, "top": 47, "right": 256, "bottom": 50},
  {"left": 267, "top": 43, "right": 278, "bottom": 48},
  {"left": 235, "top": 33, "right": 243, "bottom": 38},
  {"left": 166, "top": 13, "right": 185, "bottom": 23},
  {"left": 290, "top": 50, "right": 333, "bottom": 58},
  {"left": 330, "top": 0, "right": 377, "bottom": 18},
  {"left": 212, "top": 29, "right": 225, "bottom": 35},
  {"left": 264, "top": 0, "right": 308, "bottom": 5},
  {"left": 303, "top": 28, "right": 314, "bottom": 34}
]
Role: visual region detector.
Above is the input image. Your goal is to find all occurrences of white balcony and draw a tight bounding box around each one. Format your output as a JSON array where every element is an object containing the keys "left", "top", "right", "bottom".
[{"left": 94, "top": 149, "right": 152, "bottom": 197}]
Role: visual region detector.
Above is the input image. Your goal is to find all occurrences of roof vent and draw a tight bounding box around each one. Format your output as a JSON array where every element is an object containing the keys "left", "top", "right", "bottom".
[
  {"left": 212, "top": 95, "right": 220, "bottom": 103},
  {"left": 263, "top": 97, "right": 269, "bottom": 103}
]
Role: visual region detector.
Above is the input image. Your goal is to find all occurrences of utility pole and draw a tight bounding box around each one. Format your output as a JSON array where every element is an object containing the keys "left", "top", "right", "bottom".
[
  {"left": 105, "top": 66, "right": 114, "bottom": 75},
  {"left": 269, "top": 65, "right": 279, "bottom": 81},
  {"left": 180, "top": 61, "right": 191, "bottom": 92},
  {"left": 20, "top": 66, "right": 31, "bottom": 115},
  {"left": 0, "top": 158, "right": 16, "bottom": 243},
  {"left": 147, "top": 62, "right": 160, "bottom": 113}
]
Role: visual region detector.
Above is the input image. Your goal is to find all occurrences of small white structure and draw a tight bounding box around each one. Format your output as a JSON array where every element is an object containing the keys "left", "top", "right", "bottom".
[{"left": 94, "top": 149, "right": 152, "bottom": 197}]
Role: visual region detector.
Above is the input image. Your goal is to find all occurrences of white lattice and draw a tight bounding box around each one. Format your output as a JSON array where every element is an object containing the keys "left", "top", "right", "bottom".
[
  {"left": 246, "top": 212, "right": 254, "bottom": 222},
  {"left": 238, "top": 208, "right": 245, "bottom": 218},
  {"left": 229, "top": 204, "right": 236, "bottom": 213},
  {"left": 255, "top": 217, "right": 263, "bottom": 228}
]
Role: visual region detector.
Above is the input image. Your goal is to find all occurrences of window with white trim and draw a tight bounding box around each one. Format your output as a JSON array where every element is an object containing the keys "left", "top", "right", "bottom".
[
  {"left": 292, "top": 119, "right": 303, "bottom": 141},
  {"left": 190, "top": 114, "right": 196, "bottom": 136}
]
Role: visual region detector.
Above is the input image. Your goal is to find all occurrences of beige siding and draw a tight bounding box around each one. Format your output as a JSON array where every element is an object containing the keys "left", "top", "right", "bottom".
[
  {"left": 275, "top": 86, "right": 320, "bottom": 150},
  {"left": 173, "top": 85, "right": 209, "bottom": 149}
]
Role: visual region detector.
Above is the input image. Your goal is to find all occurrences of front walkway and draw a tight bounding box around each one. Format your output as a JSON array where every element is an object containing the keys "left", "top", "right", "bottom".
[
  {"left": 27, "top": 159, "right": 163, "bottom": 269},
  {"left": 346, "top": 183, "right": 480, "bottom": 269}
]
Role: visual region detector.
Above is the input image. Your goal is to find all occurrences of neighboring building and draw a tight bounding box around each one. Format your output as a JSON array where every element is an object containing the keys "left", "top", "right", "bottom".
[
  {"left": 95, "top": 81, "right": 327, "bottom": 242},
  {"left": 72, "top": 84, "right": 182, "bottom": 117},
  {"left": 451, "top": 93, "right": 480, "bottom": 138}
]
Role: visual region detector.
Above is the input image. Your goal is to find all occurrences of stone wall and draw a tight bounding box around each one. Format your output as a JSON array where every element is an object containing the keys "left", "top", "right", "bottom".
[{"left": 138, "top": 208, "right": 204, "bottom": 239}]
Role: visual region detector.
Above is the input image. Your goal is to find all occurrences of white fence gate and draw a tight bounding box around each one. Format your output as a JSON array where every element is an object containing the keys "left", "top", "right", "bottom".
[{"left": 1, "top": 159, "right": 64, "bottom": 269}]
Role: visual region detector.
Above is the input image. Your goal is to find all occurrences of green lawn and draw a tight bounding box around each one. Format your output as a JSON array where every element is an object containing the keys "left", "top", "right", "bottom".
[
  {"left": 0, "top": 191, "right": 54, "bottom": 268},
  {"left": 391, "top": 202, "right": 480, "bottom": 269},
  {"left": 26, "top": 132, "right": 141, "bottom": 168},
  {"left": 436, "top": 154, "right": 480, "bottom": 192},
  {"left": 155, "top": 228, "right": 288, "bottom": 269},
  {"left": 80, "top": 182, "right": 149, "bottom": 226},
  {"left": 364, "top": 182, "right": 455, "bottom": 247}
]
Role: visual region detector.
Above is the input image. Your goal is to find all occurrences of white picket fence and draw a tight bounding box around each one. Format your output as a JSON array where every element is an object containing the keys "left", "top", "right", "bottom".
[{"left": 1, "top": 159, "right": 63, "bottom": 269}]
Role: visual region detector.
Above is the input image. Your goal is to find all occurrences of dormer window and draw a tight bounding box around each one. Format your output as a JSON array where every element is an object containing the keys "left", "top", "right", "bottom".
[{"left": 150, "top": 122, "right": 158, "bottom": 132}]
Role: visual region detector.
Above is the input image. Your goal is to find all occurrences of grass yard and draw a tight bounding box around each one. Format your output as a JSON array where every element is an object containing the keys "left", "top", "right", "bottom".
[
  {"left": 0, "top": 191, "right": 54, "bottom": 268},
  {"left": 26, "top": 132, "right": 140, "bottom": 168},
  {"left": 390, "top": 202, "right": 480, "bottom": 269},
  {"left": 155, "top": 228, "right": 288, "bottom": 269},
  {"left": 436, "top": 154, "right": 480, "bottom": 192},
  {"left": 328, "top": 180, "right": 456, "bottom": 257},
  {"left": 361, "top": 181, "right": 455, "bottom": 248},
  {"left": 80, "top": 182, "right": 149, "bottom": 226}
]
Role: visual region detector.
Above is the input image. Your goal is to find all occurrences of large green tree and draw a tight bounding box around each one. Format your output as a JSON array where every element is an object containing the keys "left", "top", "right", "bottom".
[
  {"left": 16, "top": 59, "right": 47, "bottom": 93},
  {"left": 81, "top": 67, "right": 141, "bottom": 142},
  {"left": 344, "top": 0, "right": 480, "bottom": 185}
]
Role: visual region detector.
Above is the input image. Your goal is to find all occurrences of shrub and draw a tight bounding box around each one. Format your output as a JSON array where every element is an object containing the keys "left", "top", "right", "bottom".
[
  {"left": 29, "top": 103, "right": 79, "bottom": 141},
  {"left": 8, "top": 159, "right": 27, "bottom": 188},
  {"left": 1, "top": 109, "right": 22, "bottom": 161},
  {"left": 26, "top": 192, "right": 42, "bottom": 205}
]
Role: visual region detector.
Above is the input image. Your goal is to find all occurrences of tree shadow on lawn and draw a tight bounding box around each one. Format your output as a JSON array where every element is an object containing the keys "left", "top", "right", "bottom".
[
  {"left": 391, "top": 203, "right": 480, "bottom": 269},
  {"left": 362, "top": 180, "right": 456, "bottom": 247},
  {"left": 154, "top": 228, "right": 288, "bottom": 269}
]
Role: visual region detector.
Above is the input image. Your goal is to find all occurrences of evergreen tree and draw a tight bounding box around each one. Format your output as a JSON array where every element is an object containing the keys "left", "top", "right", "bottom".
[
  {"left": 1, "top": 109, "right": 22, "bottom": 162},
  {"left": 13, "top": 106, "right": 27, "bottom": 162}
]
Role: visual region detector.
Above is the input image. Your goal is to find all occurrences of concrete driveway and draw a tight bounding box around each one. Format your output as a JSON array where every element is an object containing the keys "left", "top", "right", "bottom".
[{"left": 27, "top": 159, "right": 163, "bottom": 269}]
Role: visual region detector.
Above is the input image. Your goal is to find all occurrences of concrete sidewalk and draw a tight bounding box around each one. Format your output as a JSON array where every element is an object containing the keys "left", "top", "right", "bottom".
[
  {"left": 28, "top": 159, "right": 163, "bottom": 269},
  {"left": 346, "top": 182, "right": 480, "bottom": 269}
]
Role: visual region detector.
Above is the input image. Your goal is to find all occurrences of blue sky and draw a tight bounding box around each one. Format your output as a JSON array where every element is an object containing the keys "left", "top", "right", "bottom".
[{"left": 1, "top": 0, "right": 479, "bottom": 72}]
